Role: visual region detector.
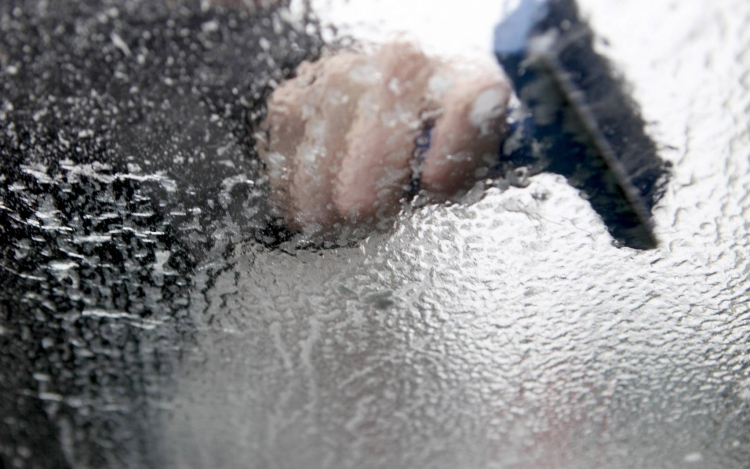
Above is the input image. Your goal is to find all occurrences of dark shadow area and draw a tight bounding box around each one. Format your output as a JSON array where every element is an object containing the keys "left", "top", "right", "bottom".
[{"left": 0, "top": 1, "right": 321, "bottom": 466}]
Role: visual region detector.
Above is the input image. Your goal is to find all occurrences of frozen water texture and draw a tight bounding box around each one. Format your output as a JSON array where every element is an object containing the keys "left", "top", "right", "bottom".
[
  {"left": 0, "top": 0, "right": 748, "bottom": 468},
  {"left": 160, "top": 1, "right": 750, "bottom": 468}
]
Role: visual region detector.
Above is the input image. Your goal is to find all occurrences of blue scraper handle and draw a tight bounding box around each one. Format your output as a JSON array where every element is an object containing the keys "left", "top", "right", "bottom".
[{"left": 493, "top": 0, "right": 671, "bottom": 249}]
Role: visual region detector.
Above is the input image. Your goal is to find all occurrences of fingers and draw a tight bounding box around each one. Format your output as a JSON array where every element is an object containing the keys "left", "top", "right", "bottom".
[
  {"left": 212, "top": 0, "right": 290, "bottom": 10},
  {"left": 421, "top": 71, "right": 511, "bottom": 197},
  {"left": 257, "top": 61, "right": 319, "bottom": 229},
  {"left": 257, "top": 42, "right": 512, "bottom": 239},
  {"left": 334, "top": 43, "right": 435, "bottom": 224},
  {"left": 289, "top": 54, "right": 370, "bottom": 231}
]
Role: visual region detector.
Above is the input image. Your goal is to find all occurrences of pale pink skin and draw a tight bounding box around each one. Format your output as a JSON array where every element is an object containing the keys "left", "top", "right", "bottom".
[
  {"left": 421, "top": 71, "right": 511, "bottom": 197},
  {"left": 211, "top": 0, "right": 288, "bottom": 9},
  {"left": 256, "top": 42, "right": 512, "bottom": 238},
  {"left": 336, "top": 43, "right": 437, "bottom": 224}
]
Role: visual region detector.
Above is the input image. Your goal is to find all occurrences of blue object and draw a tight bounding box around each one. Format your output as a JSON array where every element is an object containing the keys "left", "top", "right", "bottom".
[{"left": 493, "top": 0, "right": 670, "bottom": 249}]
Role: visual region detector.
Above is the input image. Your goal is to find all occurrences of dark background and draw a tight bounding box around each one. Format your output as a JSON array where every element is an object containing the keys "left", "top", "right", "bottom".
[{"left": 0, "top": 1, "right": 320, "bottom": 466}]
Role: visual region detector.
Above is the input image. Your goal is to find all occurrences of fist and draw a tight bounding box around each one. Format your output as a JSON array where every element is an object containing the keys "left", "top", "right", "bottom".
[{"left": 255, "top": 42, "right": 511, "bottom": 240}]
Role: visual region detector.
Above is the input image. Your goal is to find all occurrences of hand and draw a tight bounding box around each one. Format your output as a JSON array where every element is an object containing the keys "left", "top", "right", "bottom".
[{"left": 256, "top": 41, "right": 511, "bottom": 240}]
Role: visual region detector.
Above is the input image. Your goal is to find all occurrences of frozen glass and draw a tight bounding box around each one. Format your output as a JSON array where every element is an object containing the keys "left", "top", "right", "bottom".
[{"left": 0, "top": 0, "right": 748, "bottom": 468}]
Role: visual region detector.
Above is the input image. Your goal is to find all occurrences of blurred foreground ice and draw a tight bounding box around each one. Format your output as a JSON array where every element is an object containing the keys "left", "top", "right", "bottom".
[{"left": 154, "top": 0, "right": 750, "bottom": 468}]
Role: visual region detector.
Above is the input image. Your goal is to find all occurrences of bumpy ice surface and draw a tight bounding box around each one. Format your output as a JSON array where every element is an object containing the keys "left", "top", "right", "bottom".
[{"left": 0, "top": 0, "right": 749, "bottom": 468}]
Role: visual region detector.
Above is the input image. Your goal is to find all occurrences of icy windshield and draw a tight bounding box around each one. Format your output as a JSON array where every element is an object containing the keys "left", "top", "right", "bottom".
[{"left": 0, "top": 1, "right": 748, "bottom": 468}]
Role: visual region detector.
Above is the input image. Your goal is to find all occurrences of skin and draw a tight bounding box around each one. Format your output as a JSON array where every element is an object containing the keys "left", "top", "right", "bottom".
[
  {"left": 421, "top": 71, "right": 511, "bottom": 197},
  {"left": 335, "top": 42, "right": 437, "bottom": 225},
  {"left": 211, "top": 0, "right": 290, "bottom": 9},
  {"left": 257, "top": 41, "right": 512, "bottom": 239},
  {"left": 289, "top": 54, "right": 371, "bottom": 231}
]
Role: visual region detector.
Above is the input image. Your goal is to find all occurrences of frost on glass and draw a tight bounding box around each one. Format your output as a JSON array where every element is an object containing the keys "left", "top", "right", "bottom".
[{"left": 0, "top": 0, "right": 749, "bottom": 468}]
